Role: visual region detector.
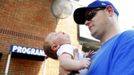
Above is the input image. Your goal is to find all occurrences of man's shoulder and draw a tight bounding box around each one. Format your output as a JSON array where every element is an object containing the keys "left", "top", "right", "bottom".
[
  {"left": 118, "top": 30, "right": 134, "bottom": 39},
  {"left": 121, "top": 30, "right": 134, "bottom": 36},
  {"left": 115, "top": 30, "right": 134, "bottom": 47},
  {"left": 106, "top": 30, "right": 134, "bottom": 48}
]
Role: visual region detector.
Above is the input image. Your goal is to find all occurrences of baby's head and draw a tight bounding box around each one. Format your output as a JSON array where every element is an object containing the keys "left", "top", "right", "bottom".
[{"left": 43, "top": 32, "right": 71, "bottom": 59}]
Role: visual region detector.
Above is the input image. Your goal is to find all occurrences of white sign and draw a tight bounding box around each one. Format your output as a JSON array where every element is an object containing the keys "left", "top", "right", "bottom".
[{"left": 11, "top": 45, "right": 45, "bottom": 56}]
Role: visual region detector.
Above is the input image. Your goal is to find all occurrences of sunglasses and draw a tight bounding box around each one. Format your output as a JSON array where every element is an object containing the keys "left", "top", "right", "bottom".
[{"left": 85, "top": 8, "right": 105, "bottom": 21}]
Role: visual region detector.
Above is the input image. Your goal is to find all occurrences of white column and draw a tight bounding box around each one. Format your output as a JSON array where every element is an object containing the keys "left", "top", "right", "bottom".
[{"left": 4, "top": 53, "right": 12, "bottom": 75}]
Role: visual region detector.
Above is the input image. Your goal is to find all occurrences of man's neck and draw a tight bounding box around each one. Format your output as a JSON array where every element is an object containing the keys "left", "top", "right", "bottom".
[{"left": 100, "top": 29, "right": 120, "bottom": 44}]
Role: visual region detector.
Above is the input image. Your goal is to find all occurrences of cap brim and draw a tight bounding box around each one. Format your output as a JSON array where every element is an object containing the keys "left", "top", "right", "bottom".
[{"left": 73, "top": 7, "right": 89, "bottom": 24}]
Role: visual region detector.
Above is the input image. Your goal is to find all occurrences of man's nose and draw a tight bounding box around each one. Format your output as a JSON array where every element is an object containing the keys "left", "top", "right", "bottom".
[{"left": 85, "top": 20, "right": 91, "bottom": 26}]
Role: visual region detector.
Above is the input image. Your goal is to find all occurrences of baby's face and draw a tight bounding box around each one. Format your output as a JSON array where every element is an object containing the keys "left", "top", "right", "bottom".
[{"left": 48, "top": 32, "right": 71, "bottom": 45}]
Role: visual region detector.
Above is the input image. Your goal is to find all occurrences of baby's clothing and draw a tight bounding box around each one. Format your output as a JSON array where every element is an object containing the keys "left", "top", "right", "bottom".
[{"left": 57, "top": 44, "right": 88, "bottom": 75}]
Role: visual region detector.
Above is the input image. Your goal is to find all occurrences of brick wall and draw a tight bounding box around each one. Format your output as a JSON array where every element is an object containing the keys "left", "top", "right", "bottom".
[{"left": 0, "top": 0, "right": 58, "bottom": 75}]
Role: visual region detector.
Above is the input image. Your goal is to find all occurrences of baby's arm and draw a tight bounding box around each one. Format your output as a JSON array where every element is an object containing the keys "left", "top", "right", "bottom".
[{"left": 58, "top": 53, "right": 91, "bottom": 71}]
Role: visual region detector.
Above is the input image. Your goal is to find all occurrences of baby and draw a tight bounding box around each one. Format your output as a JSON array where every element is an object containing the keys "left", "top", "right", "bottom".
[{"left": 43, "top": 32, "right": 91, "bottom": 75}]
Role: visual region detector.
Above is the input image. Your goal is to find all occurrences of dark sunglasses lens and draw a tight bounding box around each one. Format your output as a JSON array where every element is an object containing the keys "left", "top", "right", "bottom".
[
  {"left": 85, "top": 8, "right": 105, "bottom": 21},
  {"left": 85, "top": 10, "right": 96, "bottom": 21}
]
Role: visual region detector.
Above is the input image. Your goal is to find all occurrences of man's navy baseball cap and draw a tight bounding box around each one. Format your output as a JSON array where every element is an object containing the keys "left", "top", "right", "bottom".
[{"left": 73, "top": 0, "right": 119, "bottom": 24}]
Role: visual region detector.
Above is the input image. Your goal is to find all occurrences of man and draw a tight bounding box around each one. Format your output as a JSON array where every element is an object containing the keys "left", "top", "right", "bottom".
[{"left": 73, "top": 1, "right": 134, "bottom": 75}]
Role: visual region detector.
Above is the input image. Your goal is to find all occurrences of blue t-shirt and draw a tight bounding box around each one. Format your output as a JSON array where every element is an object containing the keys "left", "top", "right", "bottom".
[{"left": 87, "top": 30, "right": 134, "bottom": 75}]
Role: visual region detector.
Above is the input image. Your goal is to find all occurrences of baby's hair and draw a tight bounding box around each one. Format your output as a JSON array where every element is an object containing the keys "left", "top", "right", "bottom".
[{"left": 43, "top": 32, "right": 58, "bottom": 60}]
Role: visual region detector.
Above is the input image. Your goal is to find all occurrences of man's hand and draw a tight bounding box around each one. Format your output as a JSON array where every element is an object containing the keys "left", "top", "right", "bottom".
[{"left": 80, "top": 58, "right": 91, "bottom": 69}]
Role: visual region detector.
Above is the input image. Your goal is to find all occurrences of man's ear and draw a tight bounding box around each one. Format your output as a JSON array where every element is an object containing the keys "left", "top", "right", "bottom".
[
  {"left": 106, "top": 5, "right": 114, "bottom": 17},
  {"left": 51, "top": 43, "right": 60, "bottom": 52}
]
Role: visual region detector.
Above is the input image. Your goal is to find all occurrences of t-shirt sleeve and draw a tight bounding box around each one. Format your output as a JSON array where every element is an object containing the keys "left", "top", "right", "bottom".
[{"left": 57, "top": 44, "right": 74, "bottom": 57}]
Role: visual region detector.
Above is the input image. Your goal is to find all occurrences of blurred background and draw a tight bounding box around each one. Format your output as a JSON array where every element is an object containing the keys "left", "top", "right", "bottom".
[{"left": 0, "top": 0, "right": 133, "bottom": 75}]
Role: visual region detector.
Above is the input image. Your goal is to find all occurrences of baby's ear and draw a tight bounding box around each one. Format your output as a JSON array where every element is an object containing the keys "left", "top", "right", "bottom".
[{"left": 51, "top": 43, "right": 60, "bottom": 52}]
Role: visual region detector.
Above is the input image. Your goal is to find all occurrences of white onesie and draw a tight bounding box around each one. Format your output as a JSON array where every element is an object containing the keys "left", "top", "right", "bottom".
[{"left": 57, "top": 44, "right": 88, "bottom": 75}]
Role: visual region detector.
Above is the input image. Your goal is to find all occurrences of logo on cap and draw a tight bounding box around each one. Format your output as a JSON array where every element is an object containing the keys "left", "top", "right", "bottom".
[{"left": 101, "top": 3, "right": 106, "bottom": 6}]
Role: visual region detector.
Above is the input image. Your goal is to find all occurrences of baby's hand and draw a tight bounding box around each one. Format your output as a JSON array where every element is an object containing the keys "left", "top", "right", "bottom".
[
  {"left": 85, "top": 50, "right": 96, "bottom": 58},
  {"left": 80, "top": 58, "right": 91, "bottom": 69}
]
